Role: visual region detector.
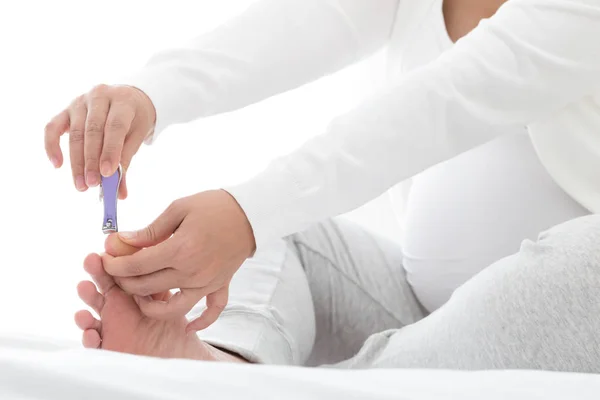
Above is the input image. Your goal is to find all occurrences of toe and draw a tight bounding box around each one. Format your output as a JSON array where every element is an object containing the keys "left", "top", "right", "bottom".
[
  {"left": 74, "top": 310, "right": 102, "bottom": 331},
  {"left": 105, "top": 233, "right": 141, "bottom": 257},
  {"left": 82, "top": 329, "right": 102, "bottom": 349},
  {"left": 77, "top": 280, "right": 105, "bottom": 315},
  {"left": 83, "top": 253, "right": 116, "bottom": 294}
]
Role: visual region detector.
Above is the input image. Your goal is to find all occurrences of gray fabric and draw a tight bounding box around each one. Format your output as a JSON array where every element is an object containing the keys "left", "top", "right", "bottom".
[
  {"left": 288, "top": 218, "right": 427, "bottom": 366},
  {"left": 332, "top": 215, "right": 600, "bottom": 371},
  {"left": 204, "top": 214, "right": 600, "bottom": 372}
]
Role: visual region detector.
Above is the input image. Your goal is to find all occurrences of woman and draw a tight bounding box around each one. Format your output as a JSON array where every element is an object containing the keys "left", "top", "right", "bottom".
[{"left": 45, "top": 0, "right": 600, "bottom": 369}]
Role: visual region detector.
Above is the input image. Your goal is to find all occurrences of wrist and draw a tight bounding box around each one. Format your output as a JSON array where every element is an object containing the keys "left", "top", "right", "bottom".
[
  {"left": 218, "top": 189, "right": 257, "bottom": 257},
  {"left": 129, "top": 85, "right": 157, "bottom": 138}
]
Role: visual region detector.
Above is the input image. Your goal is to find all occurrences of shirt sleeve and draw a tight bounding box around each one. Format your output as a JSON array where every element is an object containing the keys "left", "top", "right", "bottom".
[
  {"left": 121, "top": 0, "right": 400, "bottom": 143},
  {"left": 225, "top": 0, "right": 600, "bottom": 247}
]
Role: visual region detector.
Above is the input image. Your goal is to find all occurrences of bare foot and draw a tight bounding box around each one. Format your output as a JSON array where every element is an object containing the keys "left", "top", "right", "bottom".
[{"left": 74, "top": 239, "right": 246, "bottom": 363}]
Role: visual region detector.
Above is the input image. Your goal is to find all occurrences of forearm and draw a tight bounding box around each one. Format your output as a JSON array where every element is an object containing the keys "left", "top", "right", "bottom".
[
  {"left": 226, "top": 0, "right": 600, "bottom": 246},
  {"left": 123, "top": 0, "right": 399, "bottom": 142}
]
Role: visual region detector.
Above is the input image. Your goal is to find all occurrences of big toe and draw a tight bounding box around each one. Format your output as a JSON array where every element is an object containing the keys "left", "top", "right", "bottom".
[
  {"left": 105, "top": 233, "right": 140, "bottom": 257},
  {"left": 84, "top": 253, "right": 116, "bottom": 294}
]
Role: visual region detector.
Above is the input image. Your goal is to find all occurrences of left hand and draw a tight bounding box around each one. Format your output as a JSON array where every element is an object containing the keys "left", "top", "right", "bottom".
[{"left": 102, "top": 189, "right": 256, "bottom": 333}]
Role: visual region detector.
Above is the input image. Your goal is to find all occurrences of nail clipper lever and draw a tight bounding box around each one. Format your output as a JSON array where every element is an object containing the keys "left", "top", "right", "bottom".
[{"left": 99, "top": 166, "right": 122, "bottom": 234}]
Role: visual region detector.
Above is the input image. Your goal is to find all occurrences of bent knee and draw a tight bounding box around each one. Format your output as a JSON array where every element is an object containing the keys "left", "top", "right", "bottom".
[
  {"left": 538, "top": 215, "right": 600, "bottom": 245},
  {"left": 532, "top": 215, "right": 600, "bottom": 263},
  {"left": 511, "top": 215, "right": 600, "bottom": 292}
]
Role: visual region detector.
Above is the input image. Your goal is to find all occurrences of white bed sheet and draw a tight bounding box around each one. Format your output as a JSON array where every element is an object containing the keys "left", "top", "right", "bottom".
[{"left": 0, "top": 334, "right": 598, "bottom": 400}]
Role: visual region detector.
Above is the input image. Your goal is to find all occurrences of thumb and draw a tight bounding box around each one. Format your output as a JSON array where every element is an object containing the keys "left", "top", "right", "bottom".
[
  {"left": 118, "top": 201, "right": 185, "bottom": 247},
  {"left": 117, "top": 170, "right": 128, "bottom": 200},
  {"left": 105, "top": 233, "right": 141, "bottom": 256}
]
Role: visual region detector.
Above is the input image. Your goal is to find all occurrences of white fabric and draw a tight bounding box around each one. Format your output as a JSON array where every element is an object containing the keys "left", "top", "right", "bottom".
[
  {"left": 402, "top": 132, "right": 588, "bottom": 311},
  {"left": 2, "top": 335, "right": 600, "bottom": 400},
  {"left": 124, "top": 0, "right": 600, "bottom": 247},
  {"left": 383, "top": 0, "right": 586, "bottom": 311}
]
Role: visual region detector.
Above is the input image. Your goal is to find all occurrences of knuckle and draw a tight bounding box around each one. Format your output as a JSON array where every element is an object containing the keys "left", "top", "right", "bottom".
[
  {"left": 113, "top": 86, "right": 135, "bottom": 100},
  {"left": 86, "top": 120, "right": 104, "bottom": 135},
  {"left": 44, "top": 121, "right": 56, "bottom": 134},
  {"left": 106, "top": 117, "right": 126, "bottom": 133},
  {"left": 85, "top": 156, "right": 100, "bottom": 167},
  {"left": 71, "top": 95, "right": 86, "bottom": 109},
  {"left": 91, "top": 84, "right": 109, "bottom": 96},
  {"left": 102, "top": 143, "right": 120, "bottom": 159},
  {"left": 144, "top": 225, "right": 159, "bottom": 243},
  {"left": 69, "top": 129, "right": 84, "bottom": 143},
  {"left": 168, "top": 199, "right": 182, "bottom": 211},
  {"left": 168, "top": 198, "right": 185, "bottom": 215},
  {"left": 164, "top": 202, "right": 181, "bottom": 220}
]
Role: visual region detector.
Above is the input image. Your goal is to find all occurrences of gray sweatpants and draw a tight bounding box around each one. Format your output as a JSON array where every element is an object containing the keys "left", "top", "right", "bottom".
[{"left": 194, "top": 215, "right": 600, "bottom": 372}]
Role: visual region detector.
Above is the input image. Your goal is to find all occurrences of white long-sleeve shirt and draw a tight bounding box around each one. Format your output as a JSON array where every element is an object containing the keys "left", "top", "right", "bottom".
[{"left": 125, "top": 0, "right": 600, "bottom": 247}]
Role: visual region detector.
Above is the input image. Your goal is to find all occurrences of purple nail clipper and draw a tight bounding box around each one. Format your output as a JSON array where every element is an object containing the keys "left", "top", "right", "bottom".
[{"left": 99, "top": 166, "right": 122, "bottom": 234}]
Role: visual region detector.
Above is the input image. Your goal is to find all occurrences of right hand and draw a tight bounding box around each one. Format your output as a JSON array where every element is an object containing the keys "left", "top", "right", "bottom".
[{"left": 44, "top": 85, "right": 156, "bottom": 199}]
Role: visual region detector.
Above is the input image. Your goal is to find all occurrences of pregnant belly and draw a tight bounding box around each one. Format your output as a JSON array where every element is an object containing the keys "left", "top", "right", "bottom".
[{"left": 401, "top": 131, "right": 588, "bottom": 312}]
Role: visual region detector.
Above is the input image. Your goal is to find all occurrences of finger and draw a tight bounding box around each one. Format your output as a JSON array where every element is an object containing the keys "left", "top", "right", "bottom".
[
  {"left": 116, "top": 131, "right": 143, "bottom": 200},
  {"left": 119, "top": 128, "right": 144, "bottom": 174},
  {"left": 104, "top": 235, "right": 173, "bottom": 299},
  {"left": 118, "top": 171, "right": 128, "bottom": 200},
  {"left": 84, "top": 93, "right": 110, "bottom": 187},
  {"left": 83, "top": 253, "right": 116, "bottom": 294},
  {"left": 44, "top": 110, "right": 69, "bottom": 168},
  {"left": 186, "top": 285, "right": 229, "bottom": 333},
  {"left": 76, "top": 280, "right": 104, "bottom": 315},
  {"left": 74, "top": 310, "right": 102, "bottom": 331},
  {"left": 102, "top": 239, "right": 178, "bottom": 277},
  {"left": 137, "top": 287, "right": 209, "bottom": 320},
  {"left": 82, "top": 329, "right": 102, "bottom": 349},
  {"left": 68, "top": 98, "right": 88, "bottom": 192},
  {"left": 117, "top": 199, "right": 185, "bottom": 248},
  {"left": 104, "top": 233, "right": 141, "bottom": 256},
  {"left": 116, "top": 269, "right": 180, "bottom": 296},
  {"left": 151, "top": 291, "right": 173, "bottom": 302},
  {"left": 100, "top": 102, "right": 134, "bottom": 177}
]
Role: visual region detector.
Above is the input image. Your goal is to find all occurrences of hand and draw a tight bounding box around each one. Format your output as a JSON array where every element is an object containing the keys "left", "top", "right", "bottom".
[
  {"left": 44, "top": 84, "right": 156, "bottom": 199},
  {"left": 102, "top": 233, "right": 172, "bottom": 301},
  {"left": 103, "top": 190, "right": 257, "bottom": 332}
]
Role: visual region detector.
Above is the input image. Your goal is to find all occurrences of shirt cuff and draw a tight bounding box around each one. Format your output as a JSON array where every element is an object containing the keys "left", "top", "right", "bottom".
[
  {"left": 117, "top": 66, "right": 177, "bottom": 145},
  {"left": 223, "top": 162, "right": 312, "bottom": 248}
]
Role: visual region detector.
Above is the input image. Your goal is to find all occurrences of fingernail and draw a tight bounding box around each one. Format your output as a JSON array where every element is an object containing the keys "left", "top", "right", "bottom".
[
  {"left": 50, "top": 157, "right": 59, "bottom": 168},
  {"left": 101, "top": 161, "right": 112, "bottom": 177},
  {"left": 133, "top": 295, "right": 141, "bottom": 305},
  {"left": 119, "top": 231, "right": 136, "bottom": 240},
  {"left": 86, "top": 171, "right": 100, "bottom": 187},
  {"left": 75, "top": 175, "right": 87, "bottom": 191}
]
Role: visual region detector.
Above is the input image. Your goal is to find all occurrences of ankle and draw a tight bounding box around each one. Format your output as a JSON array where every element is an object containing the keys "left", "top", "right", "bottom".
[{"left": 208, "top": 344, "right": 251, "bottom": 363}]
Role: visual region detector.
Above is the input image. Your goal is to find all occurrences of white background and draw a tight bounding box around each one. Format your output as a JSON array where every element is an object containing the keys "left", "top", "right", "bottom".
[{"left": 0, "top": 1, "right": 401, "bottom": 343}]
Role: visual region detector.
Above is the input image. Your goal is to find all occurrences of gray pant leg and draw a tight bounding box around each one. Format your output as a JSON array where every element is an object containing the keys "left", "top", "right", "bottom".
[
  {"left": 334, "top": 215, "right": 600, "bottom": 372},
  {"left": 290, "top": 218, "right": 426, "bottom": 366},
  {"left": 198, "top": 217, "right": 425, "bottom": 366}
]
